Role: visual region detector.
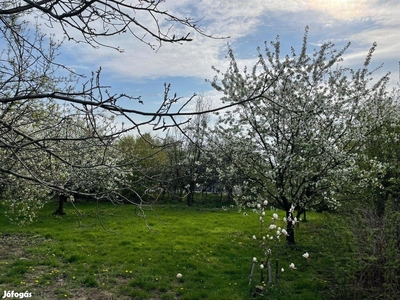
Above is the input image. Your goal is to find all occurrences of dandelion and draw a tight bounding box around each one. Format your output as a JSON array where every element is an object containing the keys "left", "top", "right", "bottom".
[
  {"left": 176, "top": 273, "right": 182, "bottom": 279},
  {"left": 289, "top": 263, "right": 297, "bottom": 270},
  {"left": 302, "top": 252, "right": 310, "bottom": 259}
]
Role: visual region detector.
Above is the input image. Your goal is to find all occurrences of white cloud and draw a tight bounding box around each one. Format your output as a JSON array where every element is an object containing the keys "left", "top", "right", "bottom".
[
  {"left": 60, "top": 0, "right": 275, "bottom": 81},
  {"left": 25, "top": 0, "right": 399, "bottom": 88}
]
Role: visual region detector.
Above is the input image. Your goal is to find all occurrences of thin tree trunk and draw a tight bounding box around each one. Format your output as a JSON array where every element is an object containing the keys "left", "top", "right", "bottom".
[
  {"left": 286, "top": 210, "right": 296, "bottom": 244},
  {"left": 286, "top": 221, "right": 295, "bottom": 244},
  {"left": 296, "top": 208, "right": 307, "bottom": 222},
  {"left": 187, "top": 181, "right": 195, "bottom": 207},
  {"left": 53, "top": 194, "right": 67, "bottom": 215}
]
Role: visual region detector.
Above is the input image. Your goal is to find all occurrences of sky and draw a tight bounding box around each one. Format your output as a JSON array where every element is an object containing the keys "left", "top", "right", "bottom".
[{"left": 35, "top": 0, "right": 400, "bottom": 132}]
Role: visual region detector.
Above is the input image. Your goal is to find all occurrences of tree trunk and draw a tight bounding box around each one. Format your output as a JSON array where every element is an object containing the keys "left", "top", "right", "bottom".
[
  {"left": 187, "top": 192, "right": 193, "bottom": 207},
  {"left": 53, "top": 194, "right": 67, "bottom": 215},
  {"left": 286, "top": 210, "right": 296, "bottom": 245},
  {"left": 226, "top": 186, "right": 234, "bottom": 203},
  {"left": 286, "top": 221, "right": 295, "bottom": 244},
  {"left": 186, "top": 181, "right": 195, "bottom": 207},
  {"left": 295, "top": 208, "right": 306, "bottom": 228}
]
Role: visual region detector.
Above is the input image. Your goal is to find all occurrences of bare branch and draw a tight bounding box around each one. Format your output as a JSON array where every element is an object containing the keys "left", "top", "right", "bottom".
[{"left": 0, "top": 0, "right": 225, "bottom": 51}]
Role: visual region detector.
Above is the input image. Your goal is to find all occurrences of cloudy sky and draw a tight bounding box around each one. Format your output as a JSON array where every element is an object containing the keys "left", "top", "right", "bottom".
[{"left": 49, "top": 0, "right": 399, "bottom": 126}]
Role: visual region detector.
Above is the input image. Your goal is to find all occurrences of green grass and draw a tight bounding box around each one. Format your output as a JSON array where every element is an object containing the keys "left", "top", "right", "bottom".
[{"left": 0, "top": 201, "right": 356, "bottom": 299}]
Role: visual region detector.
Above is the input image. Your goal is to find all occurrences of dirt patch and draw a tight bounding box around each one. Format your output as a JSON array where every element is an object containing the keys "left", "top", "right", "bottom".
[
  {"left": 0, "top": 233, "right": 50, "bottom": 260},
  {"left": 0, "top": 234, "right": 52, "bottom": 259}
]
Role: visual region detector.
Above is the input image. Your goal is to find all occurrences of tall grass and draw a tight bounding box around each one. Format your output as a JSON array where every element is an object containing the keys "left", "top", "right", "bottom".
[{"left": 348, "top": 197, "right": 400, "bottom": 300}]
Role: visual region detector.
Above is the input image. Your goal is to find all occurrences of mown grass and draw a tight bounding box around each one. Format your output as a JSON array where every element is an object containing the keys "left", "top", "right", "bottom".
[{"left": 0, "top": 200, "right": 356, "bottom": 299}]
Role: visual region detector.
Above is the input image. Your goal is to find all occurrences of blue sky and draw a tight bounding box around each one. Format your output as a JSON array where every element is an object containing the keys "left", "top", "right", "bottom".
[{"left": 39, "top": 0, "right": 400, "bottom": 131}]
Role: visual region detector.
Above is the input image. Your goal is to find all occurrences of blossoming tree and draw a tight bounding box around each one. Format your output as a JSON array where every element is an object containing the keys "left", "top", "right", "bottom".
[
  {"left": 0, "top": 1, "right": 227, "bottom": 221},
  {"left": 210, "top": 28, "right": 394, "bottom": 244},
  {"left": 117, "top": 133, "right": 168, "bottom": 203},
  {"left": 170, "top": 96, "right": 212, "bottom": 206}
]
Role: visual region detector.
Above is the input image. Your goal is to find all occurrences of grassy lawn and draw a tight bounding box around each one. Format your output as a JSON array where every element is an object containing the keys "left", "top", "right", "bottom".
[{"left": 0, "top": 201, "right": 356, "bottom": 299}]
